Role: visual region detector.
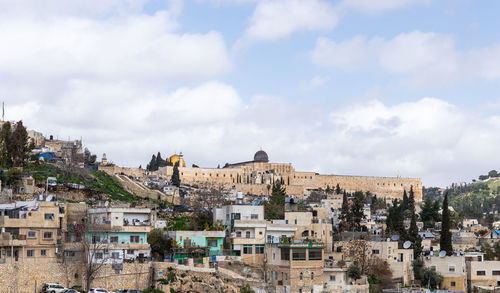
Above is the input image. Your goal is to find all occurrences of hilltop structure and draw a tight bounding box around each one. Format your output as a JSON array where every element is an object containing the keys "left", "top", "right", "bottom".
[{"left": 154, "top": 150, "right": 423, "bottom": 201}]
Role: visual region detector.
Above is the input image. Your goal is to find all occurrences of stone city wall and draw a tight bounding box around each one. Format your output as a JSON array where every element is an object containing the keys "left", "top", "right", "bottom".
[
  {"left": 159, "top": 164, "right": 422, "bottom": 202},
  {"left": 0, "top": 262, "right": 152, "bottom": 293}
]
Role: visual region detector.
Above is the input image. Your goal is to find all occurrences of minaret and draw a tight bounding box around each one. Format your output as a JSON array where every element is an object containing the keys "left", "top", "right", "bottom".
[{"left": 102, "top": 153, "right": 108, "bottom": 165}]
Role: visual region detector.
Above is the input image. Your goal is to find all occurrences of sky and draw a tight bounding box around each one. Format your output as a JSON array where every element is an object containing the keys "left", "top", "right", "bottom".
[{"left": 2, "top": 0, "right": 500, "bottom": 187}]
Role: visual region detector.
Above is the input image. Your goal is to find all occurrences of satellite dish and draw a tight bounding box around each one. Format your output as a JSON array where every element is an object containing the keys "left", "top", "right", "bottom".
[
  {"left": 439, "top": 250, "right": 446, "bottom": 258},
  {"left": 403, "top": 241, "right": 412, "bottom": 249},
  {"left": 387, "top": 238, "right": 391, "bottom": 242},
  {"left": 104, "top": 201, "right": 109, "bottom": 207},
  {"left": 391, "top": 235, "right": 400, "bottom": 241}
]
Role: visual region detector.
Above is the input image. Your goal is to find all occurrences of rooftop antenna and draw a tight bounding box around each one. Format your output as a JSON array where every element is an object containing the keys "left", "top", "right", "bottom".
[
  {"left": 2, "top": 102, "right": 4, "bottom": 121},
  {"left": 439, "top": 250, "right": 446, "bottom": 258}
]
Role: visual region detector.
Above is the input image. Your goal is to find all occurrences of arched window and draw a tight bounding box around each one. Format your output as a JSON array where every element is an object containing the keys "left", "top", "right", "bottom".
[
  {"left": 246, "top": 231, "right": 251, "bottom": 238},
  {"left": 300, "top": 272, "right": 303, "bottom": 280},
  {"left": 311, "top": 272, "right": 314, "bottom": 280}
]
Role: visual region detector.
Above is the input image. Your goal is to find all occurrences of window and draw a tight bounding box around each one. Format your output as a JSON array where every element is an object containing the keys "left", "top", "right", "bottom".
[
  {"left": 449, "top": 265, "right": 455, "bottom": 272},
  {"left": 27, "top": 250, "right": 34, "bottom": 257},
  {"left": 92, "top": 235, "right": 100, "bottom": 243},
  {"left": 243, "top": 245, "right": 253, "bottom": 254},
  {"left": 292, "top": 249, "right": 306, "bottom": 261},
  {"left": 450, "top": 281, "right": 456, "bottom": 287},
  {"left": 477, "top": 271, "right": 486, "bottom": 276},
  {"left": 300, "top": 272, "right": 303, "bottom": 280},
  {"left": 259, "top": 231, "right": 263, "bottom": 235},
  {"left": 127, "top": 249, "right": 135, "bottom": 254},
  {"left": 330, "top": 275, "right": 336, "bottom": 281},
  {"left": 311, "top": 272, "right": 314, "bottom": 280},
  {"left": 336, "top": 246, "right": 342, "bottom": 253},
  {"left": 349, "top": 250, "right": 355, "bottom": 256},
  {"left": 112, "top": 252, "right": 120, "bottom": 259},
  {"left": 41, "top": 250, "right": 47, "bottom": 256},
  {"left": 493, "top": 270, "right": 500, "bottom": 276},
  {"left": 95, "top": 252, "right": 103, "bottom": 259},
  {"left": 255, "top": 245, "right": 264, "bottom": 254},
  {"left": 110, "top": 236, "right": 118, "bottom": 243},
  {"left": 233, "top": 213, "right": 241, "bottom": 220},
  {"left": 281, "top": 248, "right": 290, "bottom": 260},
  {"left": 236, "top": 231, "right": 242, "bottom": 237},
  {"left": 65, "top": 251, "right": 75, "bottom": 257},
  {"left": 44, "top": 213, "right": 54, "bottom": 220},
  {"left": 28, "top": 231, "right": 37, "bottom": 238},
  {"left": 44, "top": 232, "right": 53, "bottom": 239},
  {"left": 308, "top": 249, "right": 322, "bottom": 260},
  {"left": 372, "top": 249, "right": 380, "bottom": 254},
  {"left": 246, "top": 231, "right": 251, "bottom": 238},
  {"left": 251, "top": 214, "right": 258, "bottom": 219},
  {"left": 130, "top": 236, "right": 140, "bottom": 243},
  {"left": 207, "top": 239, "right": 218, "bottom": 247}
]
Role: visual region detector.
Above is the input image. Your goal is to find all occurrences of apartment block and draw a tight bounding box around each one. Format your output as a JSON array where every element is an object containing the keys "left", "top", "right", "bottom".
[
  {"left": 85, "top": 207, "right": 154, "bottom": 264},
  {"left": 424, "top": 255, "right": 467, "bottom": 291},
  {"left": 0, "top": 200, "right": 65, "bottom": 264}
]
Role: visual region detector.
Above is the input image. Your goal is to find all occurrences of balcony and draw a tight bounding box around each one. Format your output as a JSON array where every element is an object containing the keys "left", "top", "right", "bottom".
[
  {"left": 277, "top": 239, "right": 325, "bottom": 249},
  {"left": 0, "top": 233, "right": 27, "bottom": 246},
  {"left": 86, "top": 224, "right": 151, "bottom": 233}
]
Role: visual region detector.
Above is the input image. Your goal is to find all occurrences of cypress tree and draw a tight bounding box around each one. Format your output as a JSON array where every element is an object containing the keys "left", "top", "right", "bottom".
[
  {"left": 440, "top": 192, "right": 453, "bottom": 255},
  {"left": 339, "top": 191, "right": 352, "bottom": 231},
  {"left": 402, "top": 190, "right": 408, "bottom": 211},
  {"left": 336, "top": 184, "right": 341, "bottom": 194},
  {"left": 351, "top": 191, "right": 365, "bottom": 231},
  {"left": 147, "top": 154, "right": 157, "bottom": 171},
  {"left": 408, "top": 209, "right": 422, "bottom": 258},
  {"left": 171, "top": 162, "right": 181, "bottom": 187},
  {"left": 408, "top": 186, "right": 415, "bottom": 212}
]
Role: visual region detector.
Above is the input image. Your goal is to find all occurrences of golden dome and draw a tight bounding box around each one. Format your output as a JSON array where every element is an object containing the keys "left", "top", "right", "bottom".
[{"left": 168, "top": 153, "right": 186, "bottom": 167}]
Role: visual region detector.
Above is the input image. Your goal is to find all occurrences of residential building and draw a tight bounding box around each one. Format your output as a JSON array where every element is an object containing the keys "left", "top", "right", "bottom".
[
  {"left": 266, "top": 240, "right": 325, "bottom": 293},
  {"left": 285, "top": 211, "right": 333, "bottom": 252},
  {"left": 467, "top": 260, "right": 500, "bottom": 290},
  {"left": 0, "top": 200, "right": 65, "bottom": 264},
  {"left": 333, "top": 240, "right": 414, "bottom": 286},
  {"left": 167, "top": 230, "right": 225, "bottom": 261},
  {"left": 85, "top": 207, "right": 154, "bottom": 264},
  {"left": 231, "top": 220, "right": 267, "bottom": 265},
  {"left": 479, "top": 230, "right": 500, "bottom": 246},
  {"left": 424, "top": 255, "right": 467, "bottom": 291},
  {"left": 323, "top": 260, "right": 369, "bottom": 293}
]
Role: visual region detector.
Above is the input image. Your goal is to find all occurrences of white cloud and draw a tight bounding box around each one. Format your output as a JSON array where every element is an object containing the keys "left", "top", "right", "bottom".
[
  {"left": 0, "top": 12, "right": 231, "bottom": 82},
  {"left": 310, "top": 31, "right": 481, "bottom": 86},
  {"left": 236, "top": 0, "right": 338, "bottom": 47},
  {"left": 338, "top": 0, "right": 429, "bottom": 15},
  {"left": 299, "top": 75, "right": 330, "bottom": 91}
]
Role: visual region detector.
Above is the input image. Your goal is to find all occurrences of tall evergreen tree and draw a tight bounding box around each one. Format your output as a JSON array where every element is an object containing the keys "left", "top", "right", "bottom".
[
  {"left": 156, "top": 152, "right": 165, "bottom": 168},
  {"left": 402, "top": 190, "right": 408, "bottom": 211},
  {"left": 0, "top": 122, "right": 13, "bottom": 167},
  {"left": 335, "top": 184, "right": 342, "bottom": 194},
  {"left": 408, "top": 186, "right": 415, "bottom": 211},
  {"left": 408, "top": 209, "right": 423, "bottom": 258},
  {"left": 386, "top": 200, "right": 406, "bottom": 238},
  {"left": 171, "top": 162, "right": 181, "bottom": 187},
  {"left": 440, "top": 192, "right": 453, "bottom": 255},
  {"left": 264, "top": 182, "right": 286, "bottom": 219},
  {"left": 339, "top": 191, "right": 352, "bottom": 231},
  {"left": 0, "top": 121, "right": 32, "bottom": 168},
  {"left": 147, "top": 154, "right": 157, "bottom": 171},
  {"left": 351, "top": 191, "right": 365, "bottom": 231}
]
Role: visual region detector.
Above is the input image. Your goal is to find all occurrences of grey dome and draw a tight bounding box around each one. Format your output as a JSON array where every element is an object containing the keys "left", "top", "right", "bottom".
[{"left": 254, "top": 150, "right": 269, "bottom": 162}]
